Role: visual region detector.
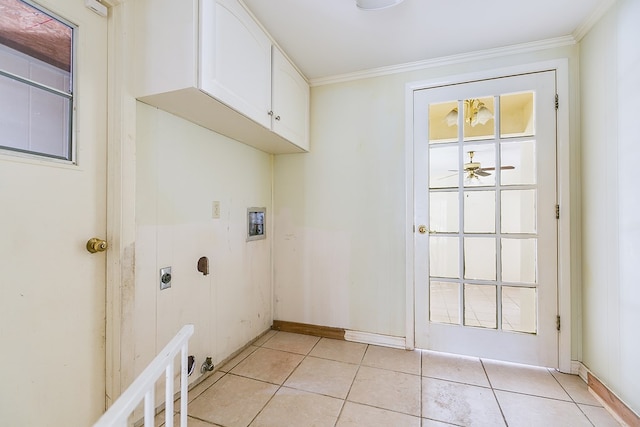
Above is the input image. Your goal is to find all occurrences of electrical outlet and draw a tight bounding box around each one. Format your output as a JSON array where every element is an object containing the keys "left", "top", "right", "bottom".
[{"left": 212, "top": 201, "right": 220, "bottom": 219}]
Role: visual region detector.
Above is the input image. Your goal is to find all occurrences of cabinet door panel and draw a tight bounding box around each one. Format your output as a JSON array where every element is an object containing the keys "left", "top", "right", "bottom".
[
  {"left": 271, "top": 48, "right": 309, "bottom": 150},
  {"left": 200, "top": 0, "right": 271, "bottom": 127}
]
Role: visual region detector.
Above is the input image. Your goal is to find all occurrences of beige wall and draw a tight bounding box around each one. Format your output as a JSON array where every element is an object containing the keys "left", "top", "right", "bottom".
[
  {"left": 134, "top": 103, "right": 273, "bottom": 383},
  {"left": 274, "top": 45, "right": 582, "bottom": 342},
  {"left": 580, "top": 0, "right": 640, "bottom": 413}
]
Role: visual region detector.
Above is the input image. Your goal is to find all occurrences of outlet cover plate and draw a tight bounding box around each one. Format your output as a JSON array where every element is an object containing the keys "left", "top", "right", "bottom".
[{"left": 160, "top": 266, "right": 172, "bottom": 290}]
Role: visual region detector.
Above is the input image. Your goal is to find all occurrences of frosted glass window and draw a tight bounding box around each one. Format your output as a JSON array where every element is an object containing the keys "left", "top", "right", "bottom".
[
  {"left": 464, "top": 284, "right": 496, "bottom": 329},
  {"left": 502, "top": 287, "right": 537, "bottom": 333},
  {"left": 464, "top": 237, "right": 496, "bottom": 280},
  {"left": 430, "top": 282, "right": 459, "bottom": 325},
  {"left": 0, "top": 0, "right": 74, "bottom": 161}
]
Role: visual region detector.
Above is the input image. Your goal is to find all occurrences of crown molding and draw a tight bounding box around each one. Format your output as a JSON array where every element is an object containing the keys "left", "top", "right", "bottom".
[
  {"left": 309, "top": 35, "right": 576, "bottom": 87},
  {"left": 573, "top": 0, "right": 617, "bottom": 41}
]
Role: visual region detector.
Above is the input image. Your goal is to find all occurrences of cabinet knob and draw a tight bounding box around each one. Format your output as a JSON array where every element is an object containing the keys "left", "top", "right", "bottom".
[
  {"left": 275, "top": 115, "right": 281, "bottom": 121},
  {"left": 268, "top": 110, "right": 274, "bottom": 116}
]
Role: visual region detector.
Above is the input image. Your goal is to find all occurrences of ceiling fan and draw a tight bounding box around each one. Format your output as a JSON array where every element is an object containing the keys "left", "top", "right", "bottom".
[{"left": 462, "top": 151, "right": 514, "bottom": 180}]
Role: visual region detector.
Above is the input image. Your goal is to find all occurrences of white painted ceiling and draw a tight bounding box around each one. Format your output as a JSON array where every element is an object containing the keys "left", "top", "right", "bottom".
[{"left": 242, "top": 0, "right": 612, "bottom": 81}]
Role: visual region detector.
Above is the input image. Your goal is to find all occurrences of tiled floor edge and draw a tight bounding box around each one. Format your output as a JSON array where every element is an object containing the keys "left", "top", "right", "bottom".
[{"left": 587, "top": 371, "right": 639, "bottom": 427}]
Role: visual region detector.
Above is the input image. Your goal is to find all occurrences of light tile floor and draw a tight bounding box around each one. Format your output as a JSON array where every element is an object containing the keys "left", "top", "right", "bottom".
[{"left": 158, "top": 331, "right": 621, "bottom": 427}]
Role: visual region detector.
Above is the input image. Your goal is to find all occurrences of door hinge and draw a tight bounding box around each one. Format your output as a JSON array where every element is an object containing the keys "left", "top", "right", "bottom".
[
  {"left": 555, "top": 204, "right": 560, "bottom": 219},
  {"left": 555, "top": 94, "right": 559, "bottom": 110},
  {"left": 556, "top": 315, "right": 561, "bottom": 331}
]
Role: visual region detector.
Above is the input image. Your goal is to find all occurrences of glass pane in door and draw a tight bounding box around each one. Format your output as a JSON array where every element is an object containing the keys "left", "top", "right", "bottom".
[
  {"left": 430, "top": 282, "right": 459, "bottom": 324},
  {"left": 501, "top": 140, "right": 536, "bottom": 186},
  {"left": 500, "top": 91, "right": 535, "bottom": 138},
  {"left": 502, "top": 286, "right": 537, "bottom": 333},
  {"left": 430, "top": 236, "right": 459, "bottom": 278},
  {"left": 430, "top": 191, "right": 458, "bottom": 233},
  {"left": 429, "top": 145, "right": 458, "bottom": 189},
  {"left": 501, "top": 190, "right": 537, "bottom": 234},
  {"left": 463, "top": 96, "right": 495, "bottom": 141},
  {"left": 464, "top": 237, "right": 496, "bottom": 280},
  {"left": 464, "top": 191, "right": 495, "bottom": 233},
  {"left": 502, "top": 238, "right": 537, "bottom": 283},
  {"left": 463, "top": 144, "right": 496, "bottom": 188},
  {"left": 429, "top": 101, "right": 458, "bottom": 143},
  {"left": 464, "top": 284, "right": 496, "bottom": 328}
]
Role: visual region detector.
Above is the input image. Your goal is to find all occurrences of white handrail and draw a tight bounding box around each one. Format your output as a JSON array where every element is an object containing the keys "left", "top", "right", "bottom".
[{"left": 94, "top": 324, "right": 195, "bottom": 427}]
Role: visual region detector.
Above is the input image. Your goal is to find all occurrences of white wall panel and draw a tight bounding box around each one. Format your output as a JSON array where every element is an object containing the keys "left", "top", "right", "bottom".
[
  {"left": 135, "top": 103, "right": 273, "bottom": 384},
  {"left": 580, "top": 0, "right": 640, "bottom": 414}
]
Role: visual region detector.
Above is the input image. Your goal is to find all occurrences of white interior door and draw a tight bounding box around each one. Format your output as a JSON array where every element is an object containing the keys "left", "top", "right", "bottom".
[
  {"left": 0, "top": 0, "right": 107, "bottom": 425},
  {"left": 413, "top": 71, "right": 558, "bottom": 367}
]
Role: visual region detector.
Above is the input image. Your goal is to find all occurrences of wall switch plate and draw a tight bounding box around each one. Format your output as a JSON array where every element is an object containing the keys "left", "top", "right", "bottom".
[
  {"left": 160, "top": 267, "right": 172, "bottom": 290},
  {"left": 212, "top": 201, "right": 220, "bottom": 219}
]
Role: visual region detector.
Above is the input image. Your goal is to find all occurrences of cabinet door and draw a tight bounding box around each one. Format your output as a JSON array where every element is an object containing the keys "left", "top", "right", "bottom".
[
  {"left": 200, "top": 0, "right": 272, "bottom": 128},
  {"left": 271, "top": 48, "right": 310, "bottom": 151}
]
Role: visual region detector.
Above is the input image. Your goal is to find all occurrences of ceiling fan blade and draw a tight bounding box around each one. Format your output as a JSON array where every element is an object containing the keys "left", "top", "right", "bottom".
[
  {"left": 478, "top": 165, "right": 515, "bottom": 171},
  {"left": 475, "top": 170, "right": 491, "bottom": 177}
]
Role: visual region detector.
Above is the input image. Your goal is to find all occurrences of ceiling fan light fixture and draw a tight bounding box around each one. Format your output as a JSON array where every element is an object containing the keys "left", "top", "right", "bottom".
[
  {"left": 445, "top": 108, "right": 458, "bottom": 127},
  {"left": 356, "top": 0, "right": 405, "bottom": 11},
  {"left": 446, "top": 99, "right": 494, "bottom": 127},
  {"left": 474, "top": 103, "right": 493, "bottom": 126}
]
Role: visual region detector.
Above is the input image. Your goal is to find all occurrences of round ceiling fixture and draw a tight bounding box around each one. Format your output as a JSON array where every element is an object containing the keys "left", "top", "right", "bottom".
[{"left": 356, "top": 0, "right": 405, "bottom": 11}]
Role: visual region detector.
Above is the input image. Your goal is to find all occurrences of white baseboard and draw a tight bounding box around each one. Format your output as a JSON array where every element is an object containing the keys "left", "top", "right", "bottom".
[
  {"left": 344, "top": 330, "right": 406, "bottom": 349},
  {"left": 575, "top": 361, "right": 590, "bottom": 383},
  {"left": 569, "top": 360, "right": 583, "bottom": 376}
]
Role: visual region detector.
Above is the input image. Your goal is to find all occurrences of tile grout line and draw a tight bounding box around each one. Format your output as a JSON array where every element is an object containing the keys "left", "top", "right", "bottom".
[
  {"left": 333, "top": 342, "right": 370, "bottom": 426},
  {"left": 480, "top": 358, "right": 510, "bottom": 427},
  {"left": 420, "top": 350, "right": 424, "bottom": 427},
  {"left": 244, "top": 331, "right": 321, "bottom": 427},
  {"left": 548, "top": 368, "right": 597, "bottom": 427}
]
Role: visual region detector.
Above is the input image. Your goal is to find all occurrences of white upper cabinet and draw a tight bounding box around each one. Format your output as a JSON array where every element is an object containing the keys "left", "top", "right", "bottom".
[
  {"left": 200, "top": 0, "right": 271, "bottom": 129},
  {"left": 271, "top": 47, "right": 310, "bottom": 151},
  {"left": 134, "top": 0, "right": 309, "bottom": 153}
]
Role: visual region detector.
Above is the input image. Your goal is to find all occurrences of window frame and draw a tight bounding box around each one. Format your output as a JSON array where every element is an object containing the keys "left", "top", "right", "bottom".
[{"left": 0, "top": 0, "right": 77, "bottom": 163}]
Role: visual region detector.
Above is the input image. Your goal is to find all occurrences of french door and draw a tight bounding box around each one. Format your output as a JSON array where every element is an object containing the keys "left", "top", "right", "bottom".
[{"left": 413, "top": 71, "right": 559, "bottom": 367}]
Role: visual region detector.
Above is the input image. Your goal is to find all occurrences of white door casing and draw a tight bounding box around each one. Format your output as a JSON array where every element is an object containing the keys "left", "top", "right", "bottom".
[
  {"left": 407, "top": 67, "right": 570, "bottom": 370},
  {"left": 0, "top": 0, "right": 108, "bottom": 425}
]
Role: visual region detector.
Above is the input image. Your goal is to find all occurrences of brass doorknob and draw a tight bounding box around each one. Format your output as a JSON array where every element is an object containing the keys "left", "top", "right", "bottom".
[
  {"left": 86, "top": 237, "right": 108, "bottom": 253},
  {"left": 418, "top": 225, "right": 427, "bottom": 234}
]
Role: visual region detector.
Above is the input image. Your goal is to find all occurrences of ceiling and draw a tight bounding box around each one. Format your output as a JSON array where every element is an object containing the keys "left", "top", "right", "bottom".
[{"left": 242, "top": 0, "right": 613, "bottom": 82}]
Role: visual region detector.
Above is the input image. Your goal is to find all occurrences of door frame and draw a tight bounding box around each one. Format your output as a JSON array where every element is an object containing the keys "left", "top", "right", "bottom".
[
  {"left": 103, "top": 0, "right": 138, "bottom": 406},
  {"left": 404, "top": 59, "right": 572, "bottom": 373}
]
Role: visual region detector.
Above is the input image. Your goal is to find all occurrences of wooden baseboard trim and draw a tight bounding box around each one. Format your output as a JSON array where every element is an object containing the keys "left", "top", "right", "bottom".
[
  {"left": 588, "top": 372, "right": 640, "bottom": 426},
  {"left": 271, "top": 320, "right": 345, "bottom": 340}
]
